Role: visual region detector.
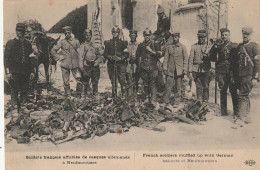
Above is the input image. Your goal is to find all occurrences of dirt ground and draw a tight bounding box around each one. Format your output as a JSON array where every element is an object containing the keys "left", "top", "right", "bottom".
[{"left": 4, "top": 62, "right": 260, "bottom": 152}]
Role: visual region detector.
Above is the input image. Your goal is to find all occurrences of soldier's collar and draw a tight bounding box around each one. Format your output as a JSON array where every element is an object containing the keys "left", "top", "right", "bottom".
[
  {"left": 243, "top": 41, "right": 250, "bottom": 45},
  {"left": 113, "top": 37, "right": 119, "bottom": 40},
  {"left": 85, "top": 40, "right": 92, "bottom": 44},
  {"left": 65, "top": 36, "right": 73, "bottom": 41},
  {"left": 129, "top": 41, "right": 138, "bottom": 45},
  {"left": 173, "top": 42, "right": 181, "bottom": 47},
  {"left": 15, "top": 37, "right": 25, "bottom": 41}
]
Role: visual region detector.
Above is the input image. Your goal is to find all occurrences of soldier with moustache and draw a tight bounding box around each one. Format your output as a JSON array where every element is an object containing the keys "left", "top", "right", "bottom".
[
  {"left": 209, "top": 28, "right": 238, "bottom": 116},
  {"left": 232, "top": 26, "right": 260, "bottom": 126},
  {"left": 79, "top": 28, "right": 104, "bottom": 98},
  {"left": 103, "top": 26, "right": 128, "bottom": 98},
  {"left": 51, "top": 26, "right": 81, "bottom": 96},
  {"left": 188, "top": 30, "right": 212, "bottom": 102},
  {"left": 4, "top": 23, "right": 35, "bottom": 108},
  {"left": 136, "top": 28, "right": 162, "bottom": 105},
  {"left": 163, "top": 31, "right": 188, "bottom": 108}
]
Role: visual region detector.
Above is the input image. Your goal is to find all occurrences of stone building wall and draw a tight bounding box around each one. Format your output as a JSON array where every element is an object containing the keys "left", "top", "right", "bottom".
[{"left": 87, "top": 0, "right": 228, "bottom": 44}]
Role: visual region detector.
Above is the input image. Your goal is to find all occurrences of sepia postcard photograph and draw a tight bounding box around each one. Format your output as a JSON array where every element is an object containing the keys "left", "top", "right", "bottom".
[{"left": 1, "top": 0, "right": 260, "bottom": 169}]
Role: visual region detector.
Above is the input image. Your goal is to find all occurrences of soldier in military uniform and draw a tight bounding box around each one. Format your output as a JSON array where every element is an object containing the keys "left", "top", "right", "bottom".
[
  {"left": 188, "top": 30, "right": 212, "bottom": 102},
  {"left": 209, "top": 28, "right": 238, "bottom": 116},
  {"left": 51, "top": 26, "right": 81, "bottom": 96},
  {"left": 4, "top": 23, "right": 35, "bottom": 108},
  {"left": 162, "top": 31, "right": 188, "bottom": 107},
  {"left": 79, "top": 28, "right": 104, "bottom": 98},
  {"left": 103, "top": 26, "right": 128, "bottom": 98},
  {"left": 153, "top": 5, "right": 171, "bottom": 39},
  {"left": 154, "top": 5, "right": 171, "bottom": 93},
  {"left": 136, "top": 28, "right": 162, "bottom": 105},
  {"left": 126, "top": 30, "right": 139, "bottom": 99},
  {"left": 233, "top": 26, "right": 260, "bottom": 125}
]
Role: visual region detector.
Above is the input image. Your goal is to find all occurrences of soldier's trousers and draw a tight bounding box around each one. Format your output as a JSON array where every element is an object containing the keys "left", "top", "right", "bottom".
[
  {"left": 81, "top": 65, "right": 100, "bottom": 95},
  {"left": 237, "top": 76, "right": 252, "bottom": 122},
  {"left": 126, "top": 72, "right": 140, "bottom": 98},
  {"left": 61, "top": 67, "right": 81, "bottom": 96},
  {"left": 9, "top": 73, "right": 30, "bottom": 106},
  {"left": 139, "top": 68, "right": 158, "bottom": 101},
  {"left": 163, "top": 69, "right": 182, "bottom": 104},
  {"left": 107, "top": 61, "right": 127, "bottom": 98},
  {"left": 192, "top": 72, "right": 211, "bottom": 102},
  {"left": 217, "top": 73, "right": 238, "bottom": 115},
  {"left": 157, "top": 62, "right": 165, "bottom": 92}
]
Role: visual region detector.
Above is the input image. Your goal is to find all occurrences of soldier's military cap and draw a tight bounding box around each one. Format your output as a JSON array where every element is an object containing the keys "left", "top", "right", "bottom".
[
  {"left": 129, "top": 30, "right": 138, "bottom": 36},
  {"left": 16, "top": 23, "right": 26, "bottom": 31},
  {"left": 170, "top": 30, "right": 180, "bottom": 36},
  {"left": 220, "top": 28, "right": 230, "bottom": 33},
  {"left": 143, "top": 28, "right": 152, "bottom": 36},
  {"left": 84, "top": 28, "right": 92, "bottom": 35},
  {"left": 242, "top": 26, "right": 253, "bottom": 35},
  {"left": 112, "top": 26, "right": 121, "bottom": 33},
  {"left": 157, "top": 5, "right": 165, "bottom": 14},
  {"left": 62, "top": 26, "right": 72, "bottom": 31},
  {"left": 197, "top": 30, "right": 207, "bottom": 37}
]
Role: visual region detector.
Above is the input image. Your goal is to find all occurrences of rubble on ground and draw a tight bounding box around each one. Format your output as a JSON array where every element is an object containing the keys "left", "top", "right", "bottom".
[{"left": 5, "top": 86, "right": 211, "bottom": 145}]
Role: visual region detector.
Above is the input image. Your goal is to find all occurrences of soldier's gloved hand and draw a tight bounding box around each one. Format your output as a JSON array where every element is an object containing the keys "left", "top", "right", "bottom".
[
  {"left": 6, "top": 73, "right": 13, "bottom": 80},
  {"left": 252, "top": 79, "right": 258, "bottom": 86},
  {"left": 30, "top": 73, "right": 35, "bottom": 80}
]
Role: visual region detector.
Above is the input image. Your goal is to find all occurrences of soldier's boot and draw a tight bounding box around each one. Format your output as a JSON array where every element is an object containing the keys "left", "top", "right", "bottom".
[
  {"left": 92, "top": 83, "right": 98, "bottom": 97},
  {"left": 237, "top": 98, "right": 249, "bottom": 125},
  {"left": 20, "top": 90, "right": 28, "bottom": 105},
  {"left": 121, "top": 85, "right": 126, "bottom": 99},
  {"left": 151, "top": 84, "right": 157, "bottom": 105},
  {"left": 220, "top": 91, "right": 228, "bottom": 116},
  {"left": 244, "top": 99, "right": 251, "bottom": 123},
  {"left": 231, "top": 92, "right": 239, "bottom": 118},
  {"left": 10, "top": 90, "right": 18, "bottom": 108},
  {"left": 81, "top": 84, "right": 86, "bottom": 98},
  {"left": 196, "top": 87, "right": 203, "bottom": 101},
  {"left": 76, "top": 82, "right": 82, "bottom": 95},
  {"left": 202, "top": 88, "right": 209, "bottom": 103},
  {"left": 143, "top": 86, "right": 150, "bottom": 103},
  {"left": 64, "top": 86, "right": 71, "bottom": 97}
]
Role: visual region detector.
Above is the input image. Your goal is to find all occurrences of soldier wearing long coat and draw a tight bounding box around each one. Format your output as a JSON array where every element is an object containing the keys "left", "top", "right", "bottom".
[
  {"left": 51, "top": 26, "right": 81, "bottom": 96},
  {"left": 163, "top": 32, "right": 188, "bottom": 107},
  {"left": 231, "top": 26, "right": 260, "bottom": 125},
  {"left": 4, "top": 23, "right": 35, "bottom": 107}
]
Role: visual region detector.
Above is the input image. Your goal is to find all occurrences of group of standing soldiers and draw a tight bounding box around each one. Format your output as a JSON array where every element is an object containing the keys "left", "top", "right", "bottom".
[{"left": 4, "top": 6, "right": 260, "bottom": 126}]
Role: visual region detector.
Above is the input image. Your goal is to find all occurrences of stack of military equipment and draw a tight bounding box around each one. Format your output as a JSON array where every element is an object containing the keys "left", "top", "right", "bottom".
[{"left": 5, "top": 86, "right": 210, "bottom": 145}]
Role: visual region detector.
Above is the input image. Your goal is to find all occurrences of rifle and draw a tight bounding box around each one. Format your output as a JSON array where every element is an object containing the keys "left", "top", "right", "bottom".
[{"left": 113, "top": 60, "right": 118, "bottom": 98}]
